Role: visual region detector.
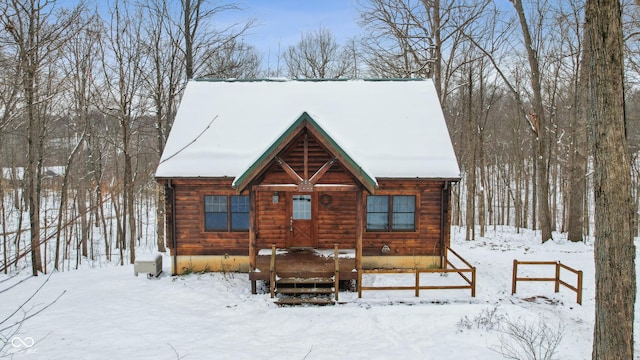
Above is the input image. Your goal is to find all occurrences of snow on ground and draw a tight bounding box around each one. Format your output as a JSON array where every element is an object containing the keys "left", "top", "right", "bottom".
[{"left": 1, "top": 226, "right": 638, "bottom": 360}]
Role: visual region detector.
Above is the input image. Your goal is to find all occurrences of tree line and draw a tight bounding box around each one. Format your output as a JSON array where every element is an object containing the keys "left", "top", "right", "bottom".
[
  {"left": 0, "top": 0, "right": 635, "bottom": 357},
  {"left": 0, "top": 0, "right": 636, "bottom": 263},
  {"left": 0, "top": 0, "right": 638, "bottom": 271}
]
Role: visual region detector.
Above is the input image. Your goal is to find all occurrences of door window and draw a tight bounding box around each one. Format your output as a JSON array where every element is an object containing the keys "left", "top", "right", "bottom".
[{"left": 292, "top": 195, "right": 312, "bottom": 220}]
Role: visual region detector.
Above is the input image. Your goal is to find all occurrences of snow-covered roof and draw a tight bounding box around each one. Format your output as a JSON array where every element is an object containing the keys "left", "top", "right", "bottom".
[{"left": 155, "top": 79, "right": 460, "bottom": 182}]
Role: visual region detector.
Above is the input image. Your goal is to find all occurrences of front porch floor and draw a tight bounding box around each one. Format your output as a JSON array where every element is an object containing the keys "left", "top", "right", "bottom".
[{"left": 249, "top": 248, "right": 357, "bottom": 281}]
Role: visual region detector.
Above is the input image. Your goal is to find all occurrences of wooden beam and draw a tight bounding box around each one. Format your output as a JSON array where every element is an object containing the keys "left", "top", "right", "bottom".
[
  {"left": 275, "top": 157, "right": 303, "bottom": 184},
  {"left": 309, "top": 158, "right": 336, "bottom": 185},
  {"left": 355, "top": 188, "right": 363, "bottom": 274},
  {"left": 252, "top": 184, "right": 299, "bottom": 192},
  {"left": 253, "top": 184, "right": 359, "bottom": 192},
  {"left": 303, "top": 132, "right": 309, "bottom": 180},
  {"left": 304, "top": 125, "right": 378, "bottom": 194},
  {"left": 314, "top": 184, "right": 359, "bottom": 192}
]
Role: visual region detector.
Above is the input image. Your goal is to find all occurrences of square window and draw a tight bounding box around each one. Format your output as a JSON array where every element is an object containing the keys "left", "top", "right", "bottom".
[
  {"left": 366, "top": 196, "right": 389, "bottom": 231},
  {"left": 231, "top": 196, "right": 250, "bottom": 231},
  {"left": 205, "top": 213, "right": 228, "bottom": 231},
  {"left": 204, "top": 195, "right": 228, "bottom": 231},
  {"left": 392, "top": 196, "right": 415, "bottom": 231}
]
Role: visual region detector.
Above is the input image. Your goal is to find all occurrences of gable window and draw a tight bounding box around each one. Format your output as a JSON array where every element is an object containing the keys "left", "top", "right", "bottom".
[
  {"left": 204, "top": 195, "right": 250, "bottom": 232},
  {"left": 366, "top": 195, "right": 416, "bottom": 231}
]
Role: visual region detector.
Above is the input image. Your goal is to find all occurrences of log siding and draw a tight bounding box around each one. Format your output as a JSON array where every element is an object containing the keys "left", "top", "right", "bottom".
[{"left": 158, "top": 124, "right": 454, "bottom": 271}]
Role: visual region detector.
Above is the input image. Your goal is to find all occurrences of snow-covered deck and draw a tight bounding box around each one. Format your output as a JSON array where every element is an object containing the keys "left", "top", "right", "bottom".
[{"left": 250, "top": 248, "right": 357, "bottom": 282}]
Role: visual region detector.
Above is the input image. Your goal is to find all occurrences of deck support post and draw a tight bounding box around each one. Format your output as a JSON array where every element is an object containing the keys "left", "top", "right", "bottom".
[
  {"left": 355, "top": 189, "right": 364, "bottom": 293},
  {"left": 249, "top": 190, "right": 257, "bottom": 294},
  {"left": 334, "top": 244, "right": 339, "bottom": 301},
  {"left": 270, "top": 245, "right": 276, "bottom": 298}
]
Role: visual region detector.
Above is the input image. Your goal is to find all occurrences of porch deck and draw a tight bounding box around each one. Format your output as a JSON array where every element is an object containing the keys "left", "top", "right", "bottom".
[{"left": 249, "top": 248, "right": 358, "bottom": 281}]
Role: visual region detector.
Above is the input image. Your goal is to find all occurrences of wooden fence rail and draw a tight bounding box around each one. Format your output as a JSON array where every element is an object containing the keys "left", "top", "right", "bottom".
[
  {"left": 511, "top": 259, "right": 583, "bottom": 305},
  {"left": 358, "top": 247, "right": 476, "bottom": 298}
]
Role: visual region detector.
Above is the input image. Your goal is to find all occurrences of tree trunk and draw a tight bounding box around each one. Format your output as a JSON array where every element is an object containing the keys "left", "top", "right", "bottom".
[
  {"left": 156, "top": 184, "right": 167, "bottom": 252},
  {"left": 464, "top": 65, "right": 476, "bottom": 241},
  {"left": 567, "top": 23, "right": 589, "bottom": 242},
  {"left": 78, "top": 187, "right": 89, "bottom": 257},
  {"left": 1, "top": 182, "right": 7, "bottom": 274},
  {"left": 431, "top": 0, "right": 441, "bottom": 97},
  {"left": 183, "top": 0, "right": 194, "bottom": 79},
  {"left": 512, "top": 0, "right": 552, "bottom": 242},
  {"left": 127, "top": 153, "right": 136, "bottom": 264},
  {"left": 586, "top": 0, "right": 636, "bottom": 358},
  {"left": 26, "top": 79, "right": 43, "bottom": 276}
]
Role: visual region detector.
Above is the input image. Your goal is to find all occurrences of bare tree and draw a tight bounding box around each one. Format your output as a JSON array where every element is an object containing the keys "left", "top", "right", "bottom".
[
  {"left": 53, "top": 14, "right": 99, "bottom": 269},
  {"left": 200, "top": 38, "right": 261, "bottom": 79},
  {"left": 99, "top": 0, "right": 149, "bottom": 264},
  {"left": 179, "top": 0, "right": 255, "bottom": 80},
  {"left": 566, "top": 0, "right": 589, "bottom": 242},
  {"left": 586, "top": 0, "right": 636, "bottom": 357},
  {"left": 358, "top": 0, "right": 440, "bottom": 79},
  {"left": 283, "top": 27, "right": 354, "bottom": 79},
  {"left": 0, "top": 0, "right": 86, "bottom": 275},
  {"left": 511, "top": 0, "right": 553, "bottom": 243},
  {"left": 139, "top": 0, "right": 185, "bottom": 253},
  {"left": 357, "top": 0, "right": 489, "bottom": 104}
]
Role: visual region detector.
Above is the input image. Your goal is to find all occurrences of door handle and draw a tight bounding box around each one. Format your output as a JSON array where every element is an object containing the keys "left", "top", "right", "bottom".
[{"left": 289, "top": 216, "right": 293, "bottom": 232}]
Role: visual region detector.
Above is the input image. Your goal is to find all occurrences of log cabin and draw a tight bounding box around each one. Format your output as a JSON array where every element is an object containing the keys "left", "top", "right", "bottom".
[{"left": 155, "top": 79, "right": 460, "bottom": 295}]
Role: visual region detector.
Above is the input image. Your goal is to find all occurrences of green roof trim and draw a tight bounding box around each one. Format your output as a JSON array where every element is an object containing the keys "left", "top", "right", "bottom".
[{"left": 233, "top": 112, "right": 378, "bottom": 192}]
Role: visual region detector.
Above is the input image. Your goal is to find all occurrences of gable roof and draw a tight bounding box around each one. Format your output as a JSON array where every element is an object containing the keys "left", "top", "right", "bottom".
[
  {"left": 233, "top": 112, "right": 378, "bottom": 193},
  {"left": 155, "top": 79, "right": 460, "bottom": 182}
]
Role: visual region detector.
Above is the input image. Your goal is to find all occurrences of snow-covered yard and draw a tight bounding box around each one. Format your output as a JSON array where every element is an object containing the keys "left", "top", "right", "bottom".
[{"left": 1, "top": 227, "right": 638, "bottom": 359}]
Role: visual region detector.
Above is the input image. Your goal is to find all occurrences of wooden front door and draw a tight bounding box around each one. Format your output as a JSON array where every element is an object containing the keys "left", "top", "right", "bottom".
[{"left": 288, "top": 193, "right": 315, "bottom": 248}]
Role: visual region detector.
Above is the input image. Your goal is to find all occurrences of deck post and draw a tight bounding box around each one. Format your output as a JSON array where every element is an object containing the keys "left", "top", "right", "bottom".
[
  {"left": 249, "top": 189, "right": 257, "bottom": 294},
  {"left": 269, "top": 245, "right": 276, "bottom": 298},
  {"left": 355, "top": 189, "right": 364, "bottom": 293},
  {"left": 554, "top": 261, "right": 561, "bottom": 293},
  {"left": 334, "top": 244, "right": 339, "bottom": 301},
  {"left": 577, "top": 270, "right": 583, "bottom": 305},
  {"left": 512, "top": 259, "right": 518, "bottom": 295},
  {"left": 471, "top": 267, "right": 476, "bottom": 297}
]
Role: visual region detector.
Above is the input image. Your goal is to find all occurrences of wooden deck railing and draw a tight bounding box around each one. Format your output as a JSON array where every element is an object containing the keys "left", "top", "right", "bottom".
[
  {"left": 358, "top": 246, "right": 476, "bottom": 298},
  {"left": 511, "top": 259, "right": 583, "bottom": 305}
]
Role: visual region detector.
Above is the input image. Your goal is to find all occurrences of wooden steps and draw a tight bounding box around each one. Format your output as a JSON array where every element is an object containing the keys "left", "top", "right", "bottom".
[
  {"left": 277, "top": 287, "right": 333, "bottom": 295},
  {"left": 274, "top": 276, "right": 336, "bottom": 306},
  {"left": 275, "top": 297, "right": 335, "bottom": 306},
  {"left": 277, "top": 277, "right": 334, "bottom": 285}
]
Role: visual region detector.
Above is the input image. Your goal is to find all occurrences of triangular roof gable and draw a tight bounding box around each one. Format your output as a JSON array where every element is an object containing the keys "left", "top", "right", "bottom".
[{"left": 233, "top": 112, "right": 378, "bottom": 193}]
